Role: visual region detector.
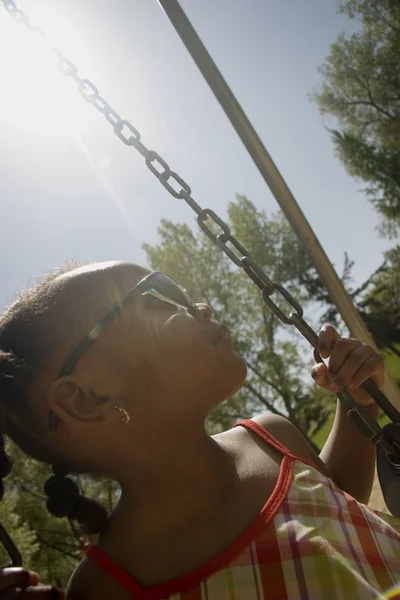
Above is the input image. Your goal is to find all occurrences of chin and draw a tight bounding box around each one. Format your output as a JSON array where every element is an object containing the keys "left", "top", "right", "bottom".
[{"left": 219, "top": 352, "right": 247, "bottom": 399}]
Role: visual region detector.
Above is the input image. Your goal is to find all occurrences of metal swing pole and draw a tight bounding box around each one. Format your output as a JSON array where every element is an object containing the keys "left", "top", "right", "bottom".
[{"left": 157, "top": 0, "right": 400, "bottom": 408}]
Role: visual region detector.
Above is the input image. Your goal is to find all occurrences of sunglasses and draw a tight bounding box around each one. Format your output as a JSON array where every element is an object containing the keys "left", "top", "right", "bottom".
[{"left": 49, "top": 272, "right": 195, "bottom": 431}]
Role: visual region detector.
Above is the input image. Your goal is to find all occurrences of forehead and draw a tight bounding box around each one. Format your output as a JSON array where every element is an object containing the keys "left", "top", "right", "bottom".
[
  {"left": 59, "top": 261, "right": 149, "bottom": 287},
  {"left": 55, "top": 261, "right": 150, "bottom": 308}
]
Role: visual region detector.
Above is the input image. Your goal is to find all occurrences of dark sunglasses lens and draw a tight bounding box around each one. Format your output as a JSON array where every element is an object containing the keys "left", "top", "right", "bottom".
[{"left": 149, "top": 274, "right": 193, "bottom": 309}]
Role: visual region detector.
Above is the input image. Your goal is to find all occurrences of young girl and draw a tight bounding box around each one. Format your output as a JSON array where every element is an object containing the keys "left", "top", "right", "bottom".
[{"left": 0, "top": 260, "right": 399, "bottom": 600}]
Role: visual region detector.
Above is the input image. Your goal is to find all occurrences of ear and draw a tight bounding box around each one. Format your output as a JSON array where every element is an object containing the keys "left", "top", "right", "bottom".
[{"left": 48, "top": 376, "right": 123, "bottom": 429}]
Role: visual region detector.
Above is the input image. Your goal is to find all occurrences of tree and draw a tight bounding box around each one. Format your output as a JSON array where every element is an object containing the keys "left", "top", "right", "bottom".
[
  {"left": 143, "top": 195, "right": 335, "bottom": 446},
  {"left": 1, "top": 444, "right": 80, "bottom": 586},
  {"left": 0, "top": 487, "right": 38, "bottom": 568},
  {"left": 0, "top": 442, "right": 121, "bottom": 588},
  {"left": 354, "top": 248, "right": 400, "bottom": 356},
  {"left": 343, "top": 248, "right": 400, "bottom": 355},
  {"left": 330, "top": 131, "right": 400, "bottom": 237},
  {"left": 314, "top": 0, "right": 400, "bottom": 233}
]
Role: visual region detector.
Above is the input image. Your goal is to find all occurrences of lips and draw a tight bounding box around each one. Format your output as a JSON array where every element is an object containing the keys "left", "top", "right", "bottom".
[{"left": 213, "top": 325, "right": 230, "bottom": 343}]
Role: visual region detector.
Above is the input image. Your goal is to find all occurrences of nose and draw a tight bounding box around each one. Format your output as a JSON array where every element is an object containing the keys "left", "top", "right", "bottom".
[{"left": 193, "top": 303, "right": 212, "bottom": 322}]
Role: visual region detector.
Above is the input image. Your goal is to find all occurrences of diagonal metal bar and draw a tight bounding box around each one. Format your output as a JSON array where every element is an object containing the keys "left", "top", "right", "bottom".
[{"left": 157, "top": 0, "right": 400, "bottom": 409}]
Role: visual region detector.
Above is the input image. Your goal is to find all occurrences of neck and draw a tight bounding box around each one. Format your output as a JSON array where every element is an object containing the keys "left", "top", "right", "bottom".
[{"left": 106, "top": 421, "right": 238, "bottom": 529}]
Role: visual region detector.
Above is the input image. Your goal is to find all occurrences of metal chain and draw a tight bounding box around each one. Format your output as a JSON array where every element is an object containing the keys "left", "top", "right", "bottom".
[
  {"left": 1, "top": 0, "right": 394, "bottom": 446},
  {"left": 1, "top": 0, "right": 294, "bottom": 318}
]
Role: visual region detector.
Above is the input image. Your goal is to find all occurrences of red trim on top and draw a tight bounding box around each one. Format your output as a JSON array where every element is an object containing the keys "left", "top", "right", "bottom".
[
  {"left": 86, "top": 545, "right": 143, "bottom": 597},
  {"left": 86, "top": 419, "right": 298, "bottom": 599},
  {"left": 235, "top": 418, "right": 324, "bottom": 471}
]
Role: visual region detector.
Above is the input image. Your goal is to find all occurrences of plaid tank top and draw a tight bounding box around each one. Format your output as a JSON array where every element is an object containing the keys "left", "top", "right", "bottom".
[{"left": 87, "top": 419, "right": 400, "bottom": 599}]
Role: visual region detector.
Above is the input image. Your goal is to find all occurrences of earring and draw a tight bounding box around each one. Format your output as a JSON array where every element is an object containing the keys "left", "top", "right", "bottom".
[{"left": 113, "top": 405, "right": 131, "bottom": 424}]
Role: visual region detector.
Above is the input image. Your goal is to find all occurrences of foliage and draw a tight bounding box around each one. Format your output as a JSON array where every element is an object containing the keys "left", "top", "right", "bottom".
[
  {"left": 351, "top": 247, "right": 400, "bottom": 363},
  {"left": 320, "top": 247, "right": 400, "bottom": 369},
  {"left": 0, "top": 441, "right": 120, "bottom": 588},
  {"left": 314, "top": 0, "right": 400, "bottom": 233},
  {"left": 0, "top": 483, "right": 38, "bottom": 568}
]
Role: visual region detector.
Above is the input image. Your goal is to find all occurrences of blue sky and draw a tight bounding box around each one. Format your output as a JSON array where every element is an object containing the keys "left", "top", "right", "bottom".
[{"left": 0, "top": 0, "right": 392, "bottom": 310}]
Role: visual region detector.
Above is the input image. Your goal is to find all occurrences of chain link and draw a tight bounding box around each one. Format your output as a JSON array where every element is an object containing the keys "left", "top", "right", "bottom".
[
  {"left": 1, "top": 0, "right": 393, "bottom": 444},
  {"left": 0, "top": 0, "right": 354, "bottom": 342}
]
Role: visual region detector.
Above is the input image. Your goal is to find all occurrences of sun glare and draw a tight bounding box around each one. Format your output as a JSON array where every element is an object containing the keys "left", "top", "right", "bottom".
[{"left": 0, "top": 7, "right": 91, "bottom": 137}]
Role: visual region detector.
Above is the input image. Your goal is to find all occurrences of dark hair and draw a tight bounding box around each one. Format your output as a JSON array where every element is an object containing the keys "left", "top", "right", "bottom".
[{"left": 0, "top": 262, "right": 108, "bottom": 535}]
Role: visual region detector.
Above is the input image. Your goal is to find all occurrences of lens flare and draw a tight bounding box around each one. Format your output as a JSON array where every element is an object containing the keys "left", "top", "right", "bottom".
[{"left": 0, "top": 5, "right": 90, "bottom": 136}]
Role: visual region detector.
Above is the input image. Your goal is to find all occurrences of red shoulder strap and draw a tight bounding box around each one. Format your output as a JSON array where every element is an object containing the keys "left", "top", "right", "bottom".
[
  {"left": 86, "top": 420, "right": 308, "bottom": 599},
  {"left": 234, "top": 418, "right": 304, "bottom": 461},
  {"left": 86, "top": 544, "right": 142, "bottom": 597}
]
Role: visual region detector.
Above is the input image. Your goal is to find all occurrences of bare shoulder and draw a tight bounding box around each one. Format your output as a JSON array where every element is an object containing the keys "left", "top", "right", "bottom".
[
  {"left": 213, "top": 414, "right": 306, "bottom": 453},
  {"left": 67, "top": 556, "right": 132, "bottom": 600},
  {"left": 253, "top": 413, "right": 310, "bottom": 454},
  {"left": 236, "top": 413, "right": 332, "bottom": 479}
]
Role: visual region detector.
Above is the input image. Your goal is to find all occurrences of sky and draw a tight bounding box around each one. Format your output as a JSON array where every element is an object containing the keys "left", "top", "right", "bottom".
[{"left": 0, "top": 0, "right": 393, "bottom": 311}]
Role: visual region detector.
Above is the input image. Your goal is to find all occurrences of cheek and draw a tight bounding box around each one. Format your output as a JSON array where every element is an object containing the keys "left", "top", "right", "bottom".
[
  {"left": 139, "top": 313, "right": 212, "bottom": 376},
  {"left": 158, "top": 315, "right": 212, "bottom": 364},
  {"left": 129, "top": 313, "right": 210, "bottom": 380},
  {"left": 158, "top": 316, "right": 247, "bottom": 397}
]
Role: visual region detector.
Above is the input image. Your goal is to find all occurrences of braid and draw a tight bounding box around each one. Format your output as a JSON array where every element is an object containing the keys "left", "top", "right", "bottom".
[
  {"left": 0, "top": 261, "right": 110, "bottom": 538},
  {"left": 44, "top": 467, "right": 108, "bottom": 535}
]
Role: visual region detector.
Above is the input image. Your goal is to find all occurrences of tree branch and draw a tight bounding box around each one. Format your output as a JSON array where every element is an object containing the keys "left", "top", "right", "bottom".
[
  {"left": 243, "top": 381, "right": 283, "bottom": 416},
  {"left": 366, "top": 90, "right": 397, "bottom": 120},
  {"left": 18, "top": 484, "right": 45, "bottom": 501},
  {"left": 369, "top": 4, "right": 400, "bottom": 35},
  {"left": 35, "top": 533, "right": 79, "bottom": 563},
  {"left": 246, "top": 360, "right": 286, "bottom": 398},
  {"left": 338, "top": 98, "right": 395, "bottom": 120},
  {"left": 351, "top": 261, "right": 387, "bottom": 299}
]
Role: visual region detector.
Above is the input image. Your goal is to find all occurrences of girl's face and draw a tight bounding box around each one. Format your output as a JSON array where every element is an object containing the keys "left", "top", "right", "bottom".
[{"left": 46, "top": 262, "right": 247, "bottom": 430}]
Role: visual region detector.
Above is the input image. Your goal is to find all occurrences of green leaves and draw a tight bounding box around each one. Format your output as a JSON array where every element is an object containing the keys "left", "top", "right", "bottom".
[
  {"left": 0, "top": 489, "right": 38, "bottom": 568},
  {"left": 314, "top": 0, "right": 400, "bottom": 232},
  {"left": 0, "top": 441, "right": 121, "bottom": 588},
  {"left": 330, "top": 130, "right": 400, "bottom": 231}
]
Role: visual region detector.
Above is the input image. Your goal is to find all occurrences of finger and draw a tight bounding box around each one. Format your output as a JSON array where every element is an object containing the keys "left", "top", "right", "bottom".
[
  {"left": 3, "top": 586, "right": 64, "bottom": 599},
  {"left": 311, "top": 363, "right": 332, "bottom": 388},
  {"left": 328, "top": 343, "right": 374, "bottom": 391},
  {"left": 327, "top": 338, "right": 361, "bottom": 380},
  {"left": 0, "top": 570, "right": 39, "bottom": 592},
  {"left": 318, "top": 325, "right": 340, "bottom": 359},
  {"left": 348, "top": 353, "right": 385, "bottom": 390}
]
